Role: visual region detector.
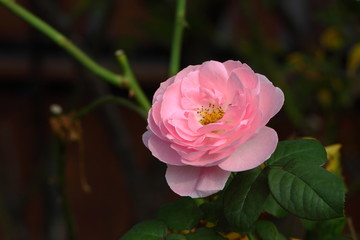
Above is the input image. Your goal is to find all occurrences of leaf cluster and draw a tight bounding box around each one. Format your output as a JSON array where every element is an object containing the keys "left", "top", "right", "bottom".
[{"left": 120, "top": 139, "right": 348, "bottom": 240}]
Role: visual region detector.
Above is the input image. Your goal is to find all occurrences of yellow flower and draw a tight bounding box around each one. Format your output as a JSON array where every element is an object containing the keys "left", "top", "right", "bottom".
[{"left": 325, "top": 144, "right": 342, "bottom": 176}]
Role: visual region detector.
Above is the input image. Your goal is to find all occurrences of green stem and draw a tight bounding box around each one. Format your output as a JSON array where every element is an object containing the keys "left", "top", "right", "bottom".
[
  {"left": 55, "top": 139, "right": 76, "bottom": 240},
  {"left": 74, "top": 95, "right": 148, "bottom": 120},
  {"left": 0, "top": 0, "right": 151, "bottom": 116},
  {"left": 169, "top": 0, "right": 187, "bottom": 76},
  {"left": 115, "top": 50, "right": 151, "bottom": 112},
  {"left": 0, "top": 0, "right": 123, "bottom": 86}
]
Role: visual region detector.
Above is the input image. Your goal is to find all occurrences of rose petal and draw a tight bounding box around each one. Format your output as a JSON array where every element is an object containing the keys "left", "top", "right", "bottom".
[
  {"left": 165, "top": 165, "right": 230, "bottom": 198},
  {"left": 180, "top": 150, "right": 230, "bottom": 167},
  {"left": 148, "top": 106, "right": 165, "bottom": 140},
  {"left": 223, "top": 60, "right": 242, "bottom": 73},
  {"left": 169, "top": 119, "right": 198, "bottom": 141},
  {"left": 219, "top": 126, "right": 278, "bottom": 171},
  {"left": 153, "top": 76, "right": 175, "bottom": 103},
  {"left": 225, "top": 72, "right": 244, "bottom": 104},
  {"left": 186, "top": 111, "right": 203, "bottom": 133},
  {"left": 174, "top": 65, "right": 200, "bottom": 81},
  {"left": 199, "top": 61, "right": 229, "bottom": 94},
  {"left": 180, "top": 71, "right": 203, "bottom": 109},
  {"left": 160, "top": 81, "right": 183, "bottom": 120},
  {"left": 142, "top": 131, "right": 184, "bottom": 166},
  {"left": 144, "top": 60, "right": 284, "bottom": 198},
  {"left": 257, "top": 74, "right": 285, "bottom": 125},
  {"left": 231, "top": 64, "right": 259, "bottom": 90}
]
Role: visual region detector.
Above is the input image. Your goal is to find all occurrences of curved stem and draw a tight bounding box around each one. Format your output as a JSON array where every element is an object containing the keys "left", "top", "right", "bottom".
[
  {"left": 169, "top": 0, "right": 187, "bottom": 77},
  {"left": 74, "top": 95, "right": 148, "bottom": 120},
  {"left": 0, "top": 0, "right": 123, "bottom": 86},
  {"left": 115, "top": 51, "right": 151, "bottom": 112},
  {"left": 0, "top": 0, "right": 151, "bottom": 116}
]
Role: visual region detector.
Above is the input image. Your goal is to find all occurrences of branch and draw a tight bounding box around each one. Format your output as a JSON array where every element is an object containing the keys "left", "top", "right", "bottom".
[
  {"left": 115, "top": 50, "right": 151, "bottom": 112},
  {"left": 0, "top": 0, "right": 123, "bottom": 86}
]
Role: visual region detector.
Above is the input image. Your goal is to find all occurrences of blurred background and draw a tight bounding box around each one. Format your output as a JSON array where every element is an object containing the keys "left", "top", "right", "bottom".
[{"left": 0, "top": 0, "right": 359, "bottom": 239}]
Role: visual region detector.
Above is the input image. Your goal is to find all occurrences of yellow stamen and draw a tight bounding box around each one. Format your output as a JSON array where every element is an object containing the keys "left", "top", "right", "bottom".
[{"left": 197, "top": 103, "right": 225, "bottom": 125}]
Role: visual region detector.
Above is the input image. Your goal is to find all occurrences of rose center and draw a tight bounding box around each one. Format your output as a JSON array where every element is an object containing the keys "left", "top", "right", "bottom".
[{"left": 197, "top": 103, "right": 225, "bottom": 125}]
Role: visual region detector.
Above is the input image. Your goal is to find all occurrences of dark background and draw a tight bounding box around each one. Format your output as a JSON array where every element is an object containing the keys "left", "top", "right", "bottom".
[{"left": 0, "top": 0, "right": 359, "bottom": 239}]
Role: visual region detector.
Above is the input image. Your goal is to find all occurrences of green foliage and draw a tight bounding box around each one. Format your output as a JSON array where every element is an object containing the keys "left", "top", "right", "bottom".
[
  {"left": 199, "top": 196, "right": 223, "bottom": 223},
  {"left": 166, "top": 234, "right": 187, "bottom": 240},
  {"left": 186, "top": 228, "right": 226, "bottom": 240},
  {"left": 157, "top": 197, "right": 203, "bottom": 231},
  {"left": 302, "top": 217, "right": 347, "bottom": 240},
  {"left": 263, "top": 195, "right": 287, "bottom": 218},
  {"left": 121, "top": 139, "right": 347, "bottom": 239},
  {"left": 255, "top": 221, "right": 286, "bottom": 240},
  {"left": 200, "top": 196, "right": 233, "bottom": 233},
  {"left": 268, "top": 159, "right": 345, "bottom": 220},
  {"left": 224, "top": 167, "right": 269, "bottom": 232},
  {"left": 265, "top": 139, "right": 327, "bottom": 167},
  {"left": 120, "top": 220, "right": 167, "bottom": 240}
]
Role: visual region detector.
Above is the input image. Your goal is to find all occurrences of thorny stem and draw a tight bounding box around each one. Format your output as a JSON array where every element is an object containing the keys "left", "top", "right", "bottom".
[
  {"left": 115, "top": 50, "right": 151, "bottom": 112},
  {"left": 169, "top": 0, "right": 187, "bottom": 77}
]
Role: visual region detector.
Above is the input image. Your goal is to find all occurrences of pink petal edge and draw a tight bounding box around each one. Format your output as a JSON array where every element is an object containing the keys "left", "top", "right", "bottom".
[
  {"left": 165, "top": 165, "right": 231, "bottom": 198},
  {"left": 257, "top": 74, "right": 285, "bottom": 125},
  {"left": 142, "top": 131, "right": 184, "bottom": 166},
  {"left": 219, "top": 126, "right": 278, "bottom": 172}
]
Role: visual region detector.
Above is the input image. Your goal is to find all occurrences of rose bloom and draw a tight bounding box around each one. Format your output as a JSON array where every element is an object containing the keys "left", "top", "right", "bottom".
[{"left": 143, "top": 60, "right": 284, "bottom": 198}]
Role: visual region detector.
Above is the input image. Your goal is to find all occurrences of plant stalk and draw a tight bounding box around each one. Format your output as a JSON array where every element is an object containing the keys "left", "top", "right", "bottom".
[
  {"left": 0, "top": 0, "right": 123, "bottom": 86},
  {"left": 115, "top": 50, "right": 151, "bottom": 112},
  {"left": 169, "top": 0, "right": 187, "bottom": 77}
]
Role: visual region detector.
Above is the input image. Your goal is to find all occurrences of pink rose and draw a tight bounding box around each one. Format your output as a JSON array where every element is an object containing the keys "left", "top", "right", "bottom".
[{"left": 143, "top": 60, "right": 284, "bottom": 198}]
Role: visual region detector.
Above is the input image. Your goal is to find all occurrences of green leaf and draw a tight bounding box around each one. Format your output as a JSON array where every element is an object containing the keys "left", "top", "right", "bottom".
[
  {"left": 199, "top": 195, "right": 233, "bottom": 233},
  {"left": 186, "top": 228, "right": 226, "bottom": 240},
  {"left": 265, "top": 139, "right": 327, "bottom": 167},
  {"left": 120, "top": 219, "right": 167, "bottom": 240},
  {"left": 255, "top": 220, "right": 286, "bottom": 240},
  {"left": 224, "top": 167, "right": 269, "bottom": 232},
  {"left": 263, "top": 195, "right": 288, "bottom": 218},
  {"left": 200, "top": 196, "right": 223, "bottom": 223},
  {"left": 268, "top": 160, "right": 345, "bottom": 220},
  {"left": 302, "top": 217, "right": 346, "bottom": 240},
  {"left": 166, "top": 234, "right": 187, "bottom": 240},
  {"left": 157, "top": 197, "right": 203, "bottom": 230}
]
